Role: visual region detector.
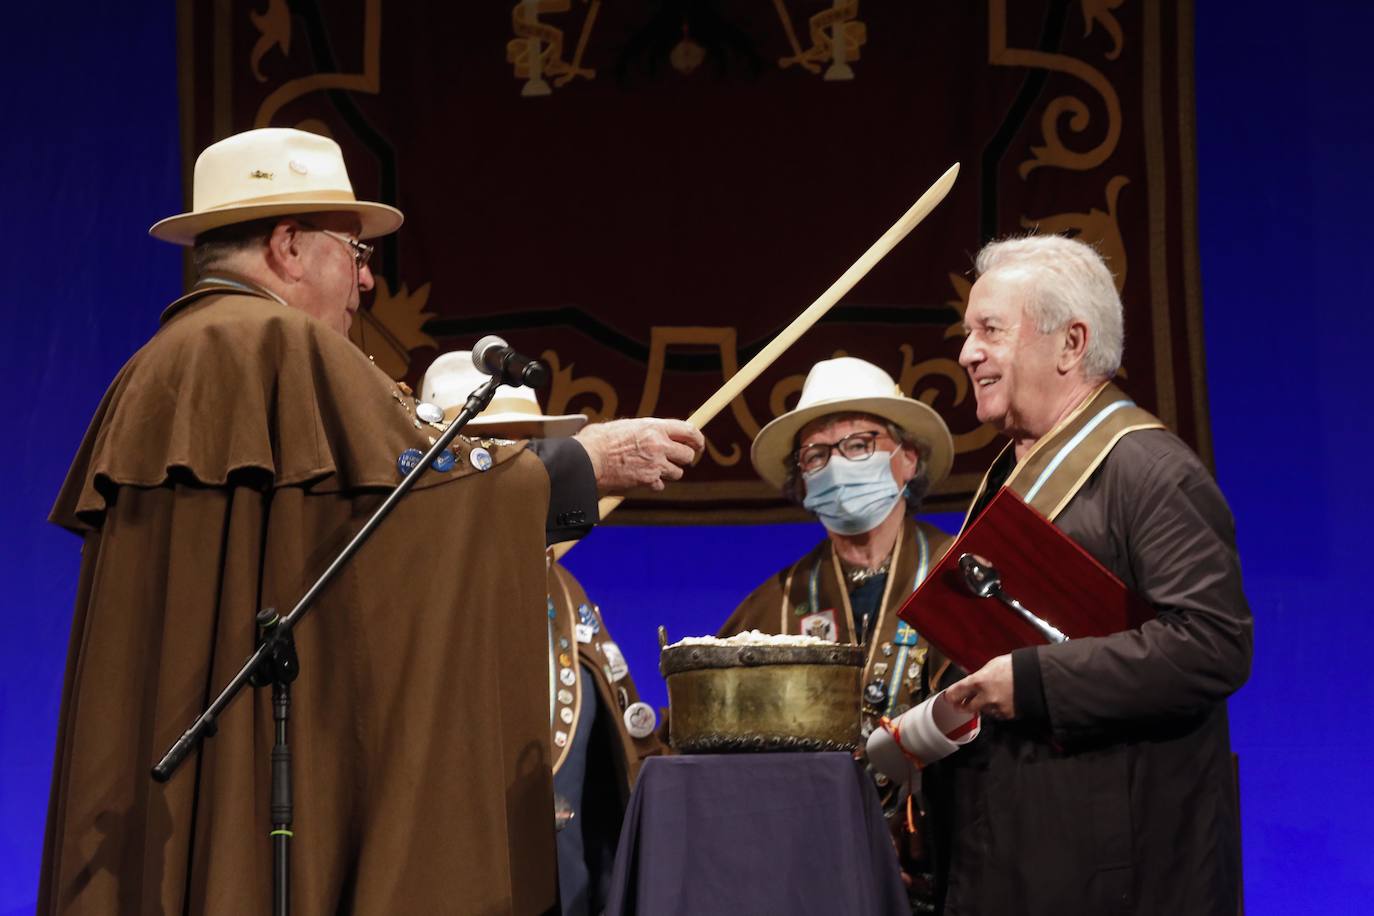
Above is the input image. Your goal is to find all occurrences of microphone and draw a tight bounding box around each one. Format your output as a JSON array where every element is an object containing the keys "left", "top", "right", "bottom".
[{"left": 472, "top": 335, "right": 549, "bottom": 389}]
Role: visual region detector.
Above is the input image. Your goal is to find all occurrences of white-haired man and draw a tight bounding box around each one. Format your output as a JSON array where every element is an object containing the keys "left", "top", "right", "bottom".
[
  {"left": 930, "top": 234, "right": 1251, "bottom": 914},
  {"left": 42, "top": 128, "right": 701, "bottom": 915}
]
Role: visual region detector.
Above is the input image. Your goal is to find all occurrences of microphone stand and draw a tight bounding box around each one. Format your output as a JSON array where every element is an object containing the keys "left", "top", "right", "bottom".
[{"left": 151, "top": 373, "right": 504, "bottom": 916}]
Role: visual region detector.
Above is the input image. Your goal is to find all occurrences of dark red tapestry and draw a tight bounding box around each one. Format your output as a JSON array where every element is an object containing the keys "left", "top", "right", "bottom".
[{"left": 179, "top": 0, "right": 1207, "bottom": 521}]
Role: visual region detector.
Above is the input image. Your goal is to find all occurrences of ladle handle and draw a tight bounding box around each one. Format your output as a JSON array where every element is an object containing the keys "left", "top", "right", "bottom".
[{"left": 997, "top": 591, "right": 1070, "bottom": 644}]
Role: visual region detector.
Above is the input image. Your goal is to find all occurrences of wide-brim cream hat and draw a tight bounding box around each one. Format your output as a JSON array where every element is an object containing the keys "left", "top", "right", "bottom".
[
  {"left": 149, "top": 128, "right": 404, "bottom": 245},
  {"left": 751, "top": 356, "right": 954, "bottom": 491},
  {"left": 420, "top": 350, "right": 588, "bottom": 438}
]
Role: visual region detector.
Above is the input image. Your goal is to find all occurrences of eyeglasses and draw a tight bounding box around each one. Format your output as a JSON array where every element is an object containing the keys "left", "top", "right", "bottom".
[
  {"left": 791, "top": 430, "right": 887, "bottom": 475},
  {"left": 297, "top": 220, "right": 374, "bottom": 269}
]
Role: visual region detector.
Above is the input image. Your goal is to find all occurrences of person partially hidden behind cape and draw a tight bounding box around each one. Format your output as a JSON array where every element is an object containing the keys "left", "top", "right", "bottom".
[
  {"left": 925, "top": 234, "right": 1251, "bottom": 914},
  {"left": 40, "top": 128, "right": 703, "bottom": 915},
  {"left": 420, "top": 352, "right": 668, "bottom": 916},
  {"left": 717, "top": 355, "right": 957, "bottom": 910}
]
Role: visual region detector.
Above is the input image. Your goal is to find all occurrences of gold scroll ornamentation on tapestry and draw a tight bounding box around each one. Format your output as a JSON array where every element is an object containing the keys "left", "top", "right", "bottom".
[
  {"left": 896, "top": 347, "right": 1000, "bottom": 455},
  {"left": 637, "top": 327, "right": 764, "bottom": 467},
  {"left": 252, "top": 0, "right": 382, "bottom": 127},
  {"left": 507, "top": 0, "right": 601, "bottom": 97},
  {"left": 988, "top": 0, "right": 1121, "bottom": 176},
  {"left": 249, "top": 0, "right": 290, "bottom": 82},
  {"left": 538, "top": 334, "right": 1000, "bottom": 468},
  {"left": 1022, "top": 175, "right": 1131, "bottom": 293},
  {"left": 943, "top": 272, "right": 972, "bottom": 340},
  {"left": 773, "top": 0, "right": 867, "bottom": 81},
  {"left": 769, "top": 371, "right": 807, "bottom": 421},
  {"left": 348, "top": 278, "right": 436, "bottom": 380},
  {"left": 541, "top": 350, "right": 619, "bottom": 421},
  {"left": 1082, "top": 0, "right": 1125, "bottom": 61}
]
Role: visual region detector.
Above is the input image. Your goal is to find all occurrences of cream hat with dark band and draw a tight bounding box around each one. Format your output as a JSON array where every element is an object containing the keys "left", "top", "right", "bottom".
[
  {"left": 750, "top": 356, "right": 954, "bottom": 491},
  {"left": 149, "top": 128, "right": 404, "bottom": 245},
  {"left": 420, "top": 351, "right": 588, "bottom": 438}
]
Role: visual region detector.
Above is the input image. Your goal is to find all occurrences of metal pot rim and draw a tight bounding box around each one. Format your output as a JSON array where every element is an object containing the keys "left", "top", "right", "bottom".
[{"left": 660, "top": 642, "right": 864, "bottom": 677}]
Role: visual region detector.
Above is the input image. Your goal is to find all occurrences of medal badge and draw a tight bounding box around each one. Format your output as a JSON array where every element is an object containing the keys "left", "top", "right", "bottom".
[
  {"left": 577, "top": 603, "right": 601, "bottom": 634},
  {"left": 863, "top": 677, "right": 889, "bottom": 711},
  {"left": 415, "top": 401, "right": 444, "bottom": 425},
  {"left": 798, "top": 609, "right": 838, "bottom": 643},
  {"left": 600, "top": 641, "right": 629, "bottom": 682},
  {"left": 622, "top": 701, "right": 657, "bottom": 739},
  {"left": 396, "top": 447, "right": 424, "bottom": 477},
  {"left": 575, "top": 604, "right": 597, "bottom": 644}
]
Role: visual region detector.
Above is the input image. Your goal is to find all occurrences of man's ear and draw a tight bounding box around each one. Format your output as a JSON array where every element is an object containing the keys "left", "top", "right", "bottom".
[
  {"left": 1058, "top": 320, "right": 1090, "bottom": 374},
  {"left": 265, "top": 219, "right": 306, "bottom": 281}
]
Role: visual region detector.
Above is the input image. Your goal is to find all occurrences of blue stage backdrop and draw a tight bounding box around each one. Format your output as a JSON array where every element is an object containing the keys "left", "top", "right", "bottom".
[{"left": 2, "top": 4, "right": 1371, "bottom": 914}]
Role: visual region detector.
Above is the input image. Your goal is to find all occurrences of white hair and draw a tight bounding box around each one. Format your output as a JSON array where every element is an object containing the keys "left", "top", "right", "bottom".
[{"left": 973, "top": 234, "right": 1124, "bottom": 380}]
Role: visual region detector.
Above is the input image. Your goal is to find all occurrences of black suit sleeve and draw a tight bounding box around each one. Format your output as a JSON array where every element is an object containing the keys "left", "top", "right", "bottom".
[{"left": 527, "top": 437, "right": 599, "bottom": 544}]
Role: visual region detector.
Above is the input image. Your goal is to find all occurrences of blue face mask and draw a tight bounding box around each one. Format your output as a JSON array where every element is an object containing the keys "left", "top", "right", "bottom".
[{"left": 801, "top": 449, "right": 905, "bottom": 536}]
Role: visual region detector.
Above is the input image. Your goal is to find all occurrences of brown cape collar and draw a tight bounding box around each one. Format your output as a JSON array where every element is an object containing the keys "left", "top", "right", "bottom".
[
  {"left": 962, "top": 382, "right": 1166, "bottom": 525},
  {"left": 160, "top": 272, "right": 287, "bottom": 325}
]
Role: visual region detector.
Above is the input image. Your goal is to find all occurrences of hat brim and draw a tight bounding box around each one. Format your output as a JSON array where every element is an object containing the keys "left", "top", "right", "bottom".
[
  {"left": 750, "top": 395, "right": 954, "bottom": 492},
  {"left": 149, "top": 200, "right": 404, "bottom": 246},
  {"left": 465, "top": 411, "right": 588, "bottom": 439}
]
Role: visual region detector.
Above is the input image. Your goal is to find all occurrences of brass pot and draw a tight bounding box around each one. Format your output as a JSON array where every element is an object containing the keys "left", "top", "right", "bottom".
[{"left": 661, "top": 640, "right": 864, "bottom": 753}]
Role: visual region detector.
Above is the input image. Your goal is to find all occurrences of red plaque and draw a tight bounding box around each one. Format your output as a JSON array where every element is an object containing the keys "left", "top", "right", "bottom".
[{"left": 898, "top": 488, "right": 1154, "bottom": 672}]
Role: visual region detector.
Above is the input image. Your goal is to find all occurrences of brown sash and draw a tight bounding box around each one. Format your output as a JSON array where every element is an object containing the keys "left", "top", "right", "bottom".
[
  {"left": 546, "top": 558, "right": 662, "bottom": 779},
  {"left": 777, "top": 517, "right": 946, "bottom": 718},
  {"left": 546, "top": 559, "right": 585, "bottom": 774},
  {"left": 962, "top": 382, "right": 1165, "bottom": 526}
]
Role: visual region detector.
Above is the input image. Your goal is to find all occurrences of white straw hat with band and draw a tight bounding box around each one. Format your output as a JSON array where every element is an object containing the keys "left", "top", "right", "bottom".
[
  {"left": 149, "top": 128, "right": 404, "bottom": 245},
  {"left": 420, "top": 351, "right": 588, "bottom": 438},
  {"left": 750, "top": 356, "right": 954, "bottom": 491}
]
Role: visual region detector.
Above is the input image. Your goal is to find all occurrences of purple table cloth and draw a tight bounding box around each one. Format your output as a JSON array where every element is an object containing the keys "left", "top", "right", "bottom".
[{"left": 605, "top": 752, "right": 909, "bottom": 915}]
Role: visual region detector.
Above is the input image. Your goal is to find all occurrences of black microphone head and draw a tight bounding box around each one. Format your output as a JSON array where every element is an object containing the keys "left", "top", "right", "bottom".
[
  {"left": 521, "top": 359, "right": 550, "bottom": 389},
  {"left": 472, "top": 335, "right": 508, "bottom": 376}
]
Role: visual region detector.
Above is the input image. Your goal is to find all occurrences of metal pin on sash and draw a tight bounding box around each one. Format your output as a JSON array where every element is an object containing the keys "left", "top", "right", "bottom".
[{"left": 958, "top": 553, "right": 1069, "bottom": 644}]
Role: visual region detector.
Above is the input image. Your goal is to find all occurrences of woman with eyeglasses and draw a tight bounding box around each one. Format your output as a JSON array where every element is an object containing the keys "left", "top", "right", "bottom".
[{"left": 716, "top": 355, "right": 959, "bottom": 907}]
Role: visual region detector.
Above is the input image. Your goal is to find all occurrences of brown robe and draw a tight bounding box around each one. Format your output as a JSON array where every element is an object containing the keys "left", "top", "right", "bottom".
[
  {"left": 41, "top": 285, "right": 557, "bottom": 915},
  {"left": 719, "top": 516, "right": 955, "bottom": 892},
  {"left": 546, "top": 561, "right": 665, "bottom": 792},
  {"left": 931, "top": 403, "right": 1252, "bottom": 914},
  {"left": 545, "top": 561, "right": 664, "bottom": 904}
]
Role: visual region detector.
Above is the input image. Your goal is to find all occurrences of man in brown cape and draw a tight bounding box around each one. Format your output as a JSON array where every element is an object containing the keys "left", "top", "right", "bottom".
[
  {"left": 931, "top": 234, "right": 1252, "bottom": 914},
  {"left": 717, "top": 355, "right": 957, "bottom": 905},
  {"left": 421, "top": 352, "right": 666, "bottom": 915},
  {"left": 39, "top": 128, "right": 702, "bottom": 915}
]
